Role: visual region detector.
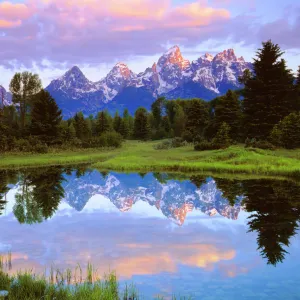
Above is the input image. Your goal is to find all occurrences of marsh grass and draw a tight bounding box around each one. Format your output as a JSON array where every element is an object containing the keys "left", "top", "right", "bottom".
[
  {"left": 1, "top": 140, "right": 299, "bottom": 178},
  {"left": 0, "top": 261, "right": 193, "bottom": 299}
]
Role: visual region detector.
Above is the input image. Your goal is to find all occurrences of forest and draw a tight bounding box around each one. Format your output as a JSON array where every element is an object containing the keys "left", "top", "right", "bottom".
[{"left": 0, "top": 40, "right": 300, "bottom": 154}]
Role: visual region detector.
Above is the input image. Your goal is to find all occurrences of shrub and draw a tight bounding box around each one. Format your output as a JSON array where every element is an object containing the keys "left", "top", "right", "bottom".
[
  {"left": 171, "top": 137, "right": 186, "bottom": 148},
  {"left": 212, "top": 122, "right": 231, "bottom": 149},
  {"left": 270, "top": 112, "right": 300, "bottom": 149},
  {"left": 181, "top": 130, "right": 194, "bottom": 143},
  {"left": 15, "top": 139, "right": 32, "bottom": 152},
  {"left": 194, "top": 141, "right": 216, "bottom": 151},
  {"left": 101, "top": 131, "right": 123, "bottom": 148},
  {"left": 33, "top": 143, "right": 48, "bottom": 153},
  {"left": 244, "top": 138, "right": 275, "bottom": 150},
  {"left": 154, "top": 140, "right": 172, "bottom": 150},
  {"left": 255, "top": 140, "right": 276, "bottom": 150},
  {"left": 154, "top": 138, "right": 188, "bottom": 150}
]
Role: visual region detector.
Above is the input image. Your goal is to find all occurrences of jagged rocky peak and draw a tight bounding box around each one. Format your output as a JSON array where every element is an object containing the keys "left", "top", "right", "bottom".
[
  {"left": 109, "top": 62, "right": 135, "bottom": 79},
  {"left": 158, "top": 45, "right": 190, "bottom": 70},
  {"left": 204, "top": 53, "right": 214, "bottom": 61},
  {"left": 151, "top": 62, "right": 157, "bottom": 72},
  {"left": 60, "top": 66, "right": 91, "bottom": 85},
  {"left": 214, "top": 49, "right": 238, "bottom": 62}
]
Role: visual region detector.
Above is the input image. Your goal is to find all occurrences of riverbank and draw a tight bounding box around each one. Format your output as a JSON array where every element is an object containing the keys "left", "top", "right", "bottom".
[{"left": 0, "top": 140, "right": 299, "bottom": 178}]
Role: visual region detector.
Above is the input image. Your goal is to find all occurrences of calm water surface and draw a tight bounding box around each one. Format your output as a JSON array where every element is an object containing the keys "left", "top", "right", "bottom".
[{"left": 1, "top": 166, "right": 300, "bottom": 299}]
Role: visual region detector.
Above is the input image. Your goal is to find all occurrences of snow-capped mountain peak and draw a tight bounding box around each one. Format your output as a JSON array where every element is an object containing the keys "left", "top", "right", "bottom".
[
  {"left": 51, "top": 66, "right": 96, "bottom": 92},
  {"left": 214, "top": 49, "right": 237, "bottom": 62},
  {"left": 38, "top": 45, "right": 252, "bottom": 117},
  {"left": 204, "top": 53, "right": 214, "bottom": 62}
]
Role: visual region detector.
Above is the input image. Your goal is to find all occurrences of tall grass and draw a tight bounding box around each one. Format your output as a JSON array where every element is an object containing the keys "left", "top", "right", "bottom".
[{"left": 0, "top": 261, "right": 193, "bottom": 299}]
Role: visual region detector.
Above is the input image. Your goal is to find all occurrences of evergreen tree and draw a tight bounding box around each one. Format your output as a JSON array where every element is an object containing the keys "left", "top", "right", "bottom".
[
  {"left": 151, "top": 97, "right": 165, "bottom": 129},
  {"left": 113, "top": 111, "right": 122, "bottom": 133},
  {"left": 242, "top": 40, "right": 295, "bottom": 139},
  {"left": 215, "top": 90, "right": 241, "bottom": 140},
  {"left": 30, "top": 90, "right": 62, "bottom": 145},
  {"left": 134, "top": 107, "right": 151, "bottom": 140},
  {"left": 74, "top": 112, "right": 90, "bottom": 140},
  {"left": 213, "top": 122, "right": 231, "bottom": 148},
  {"left": 95, "top": 111, "right": 111, "bottom": 135},
  {"left": 173, "top": 105, "right": 185, "bottom": 137},
  {"left": 161, "top": 115, "right": 171, "bottom": 135},
  {"left": 184, "top": 99, "right": 209, "bottom": 141},
  {"left": 9, "top": 72, "right": 42, "bottom": 130},
  {"left": 270, "top": 112, "right": 300, "bottom": 149},
  {"left": 119, "top": 109, "right": 130, "bottom": 139},
  {"left": 0, "top": 108, "right": 7, "bottom": 152}
]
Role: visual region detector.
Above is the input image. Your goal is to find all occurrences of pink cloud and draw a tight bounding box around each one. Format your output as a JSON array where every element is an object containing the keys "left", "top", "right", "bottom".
[{"left": 0, "top": 1, "right": 32, "bottom": 28}]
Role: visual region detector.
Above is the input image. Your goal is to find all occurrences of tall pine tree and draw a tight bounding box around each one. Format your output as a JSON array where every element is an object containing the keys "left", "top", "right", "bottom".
[
  {"left": 242, "top": 40, "right": 294, "bottom": 139},
  {"left": 30, "top": 90, "right": 62, "bottom": 145},
  {"left": 134, "top": 107, "right": 151, "bottom": 140},
  {"left": 95, "top": 111, "right": 111, "bottom": 135},
  {"left": 215, "top": 90, "right": 241, "bottom": 140}
]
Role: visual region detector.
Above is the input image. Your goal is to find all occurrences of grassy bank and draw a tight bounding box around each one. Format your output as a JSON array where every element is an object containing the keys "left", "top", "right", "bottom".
[{"left": 0, "top": 140, "right": 300, "bottom": 178}]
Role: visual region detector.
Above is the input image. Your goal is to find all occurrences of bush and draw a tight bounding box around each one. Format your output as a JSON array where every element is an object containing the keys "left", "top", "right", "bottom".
[
  {"left": 153, "top": 138, "right": 188, "bottom": 150},
  {"left": 270, "top": 112, "right": 300, "bottom": 149},
  {"left": 244, "top": 138, "right": 275, "bottom": 150},
  {"left": 154, "top": 140, "right": 172, "bottom": 150},
  {"left": 81, "top": 132, "right": 123, "bottom": 148},
  {"left": 255, "top": 140, "right": 276, "bottom": 150},
  {"left": 194, "top": 141, "right": 217, "bottom": 151},
  {"left": 103, "top": 131, "right": 123, "bottom": 148},
  {"left": 33, "top": 143, "right": 48, "bottom": 153},
  {"left": 171, "top": 137, "right": 186, "bottom": 148},
  {"left": 181, "top": 130, "right": 194, "bottom": 143},
  {"left": 212, "top": 122, "right": 231, "bottom": 149},
  {"left": 15, "top": 139, "right": 32, "bottom": 152}
]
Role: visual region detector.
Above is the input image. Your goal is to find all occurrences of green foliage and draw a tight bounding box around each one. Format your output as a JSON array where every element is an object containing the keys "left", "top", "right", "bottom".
[
  {"left": 113, "top": 111, "right": 122, "bottom": 133},
  {"left": 194, "top": 141, "right": 218, "bottom": 151},
  {"left": 153, "top": 138, "right": 188, "bottom": 150},
  {"left": 184, "top": 99, "right": 209, "bottom": 141},
  {"left": 81, "top": 131, "right": 122, "bottom": 148},
  {"left": 242, "top": 40, "right": 295, "bottom": 139},
  {"left": 270, "top": 112, "right": 300, "bottom": 149},
  {"left": 30, "top": 90, "right": 62, "bottom": 145},
  {"left": 9, "top": 71, "right": 42, "bottom": 129},
  {"left": 151, "top": 97, "right": 165, "bottom": 129},
  {"left": 74, "top": 112, "right": 91, "bottom": 140},
  {"left": 212, "top": 122, "right": 231, "bottom": 149},
  {"left": 173, "top": 105, "right": 185, "bottom": 137},
  {"left": 134, "top": 107, "right": 151, "bottom": 140},
  {"left": 215, "top": 90, "right": 241, "bottom": 140},
  {"left": 95, "top": 111, "right": 111, "bottom": 136}
]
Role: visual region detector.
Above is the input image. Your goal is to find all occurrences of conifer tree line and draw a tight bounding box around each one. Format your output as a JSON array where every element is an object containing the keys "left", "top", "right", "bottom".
[{"left": 0, "top": 40, "right": 299, "bottom": 153}]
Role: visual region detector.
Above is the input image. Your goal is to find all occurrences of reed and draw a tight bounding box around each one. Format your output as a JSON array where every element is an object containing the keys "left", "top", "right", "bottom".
[{"left": 0, "top": 262, "right": 193, "bottom": 299}]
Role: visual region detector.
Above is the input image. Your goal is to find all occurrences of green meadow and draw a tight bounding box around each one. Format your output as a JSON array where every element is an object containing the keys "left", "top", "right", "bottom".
[{"left": 0, "top": 140, "right": 299, "bottom": 178}]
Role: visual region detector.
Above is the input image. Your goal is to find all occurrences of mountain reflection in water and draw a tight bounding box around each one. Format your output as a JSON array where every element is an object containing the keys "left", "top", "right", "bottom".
[{"left": 1, "top": 167, "right": 300, "bottom": 299}]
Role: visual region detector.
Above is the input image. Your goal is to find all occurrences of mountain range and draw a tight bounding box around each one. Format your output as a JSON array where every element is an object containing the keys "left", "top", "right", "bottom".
[
  {"left": 62, "top": 171, "right": 245, "bottom": 226},
  {"left": 1, "top": 46, "right": 251, "bottom": 117}
]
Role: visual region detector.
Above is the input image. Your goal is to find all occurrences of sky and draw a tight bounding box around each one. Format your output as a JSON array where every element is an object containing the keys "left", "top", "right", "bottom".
[{"left": 0, "top": 0, "right": 300, "bottom": 89}]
